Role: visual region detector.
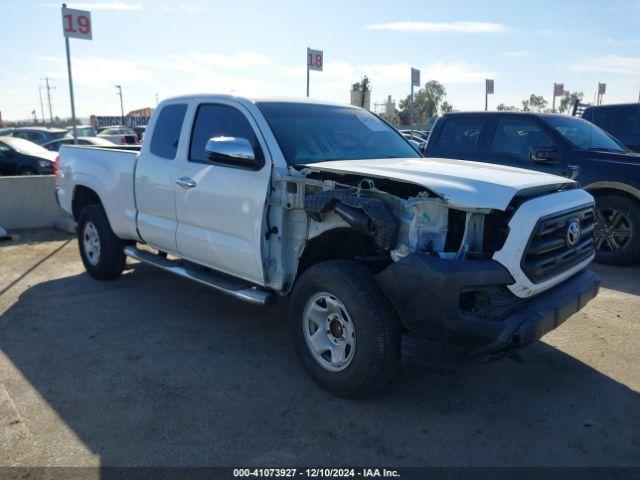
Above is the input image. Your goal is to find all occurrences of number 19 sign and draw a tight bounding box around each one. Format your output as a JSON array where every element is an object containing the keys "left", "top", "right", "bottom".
[{"left": 62, "top": 6, "right": 92, "bottom": 40}]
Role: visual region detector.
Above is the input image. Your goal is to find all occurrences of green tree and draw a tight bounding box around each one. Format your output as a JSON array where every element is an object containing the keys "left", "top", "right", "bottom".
[
  {"left": 399, "top": 80, "right": 447, "bottom": 122},
  {"left": 496, "top": 103, "right": 519, "bottom": 111},
  {"left": 558, "top": 91, "right": 584, "bottom": 114},
  {"left": 440, "top": 101, "right": 454, "bottom": 113},
  {"left": 521, "top": 94, "right": 548, "bottom": 112}
]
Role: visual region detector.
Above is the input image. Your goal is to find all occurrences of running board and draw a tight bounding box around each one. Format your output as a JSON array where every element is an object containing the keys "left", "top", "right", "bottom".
[{"left": 123, "top": 246, "right": 275, "bottom": 306}]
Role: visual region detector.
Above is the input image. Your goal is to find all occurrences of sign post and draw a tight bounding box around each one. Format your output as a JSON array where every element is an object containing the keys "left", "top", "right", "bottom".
[
  {"left": 597, "top": 82, "right": 606, "bottom": 105},
  {"left": 61, "top": 4, "right": 92, "bottom": 143},
  {"left": 410, "top": 68, "right": 420, "bottom": 134},
  {"left": 306, "top": 48, "right": 323, "bottom": 97},
  {"left": 552, "top": 83, "right": 564, "bottom": 112},
  {"left": 485, "top": 79, "right": 494, "bottom": 111}
]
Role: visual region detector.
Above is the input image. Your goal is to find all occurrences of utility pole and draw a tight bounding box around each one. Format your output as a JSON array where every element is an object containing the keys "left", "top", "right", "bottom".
[
  {"left": 38, "top": 86, "right": 45, "bottom": 124},
  {"left": 116, "top": 85, "right": 125, "bottom": 125},
  {"left": 43, "top": 77, "right": 55, "bottom": 125}
]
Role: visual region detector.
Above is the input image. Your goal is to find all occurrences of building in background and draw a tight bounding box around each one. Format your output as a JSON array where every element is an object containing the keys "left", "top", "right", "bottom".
[{"left": 90, "top": 107, "right": 154, "bottom": 128}]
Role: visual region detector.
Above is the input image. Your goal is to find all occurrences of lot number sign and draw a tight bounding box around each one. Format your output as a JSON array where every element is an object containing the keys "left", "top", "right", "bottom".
[
  {"left": 307, "top": 49, "right": 323, "bottom": 71},
  {"left": 62, "top": 7, "right": 92, "bottom": 40}
]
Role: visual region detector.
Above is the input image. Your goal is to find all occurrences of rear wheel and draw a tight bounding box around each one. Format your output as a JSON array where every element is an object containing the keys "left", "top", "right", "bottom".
[
  {"left": 290, "top": 260, "right": 401, "bottom": 397},
  {"left": 77, "top": 204, "right": 126, "bottom": 280},
  {"left": 594, "top": 195, "right": 640, "bottom": 265}
]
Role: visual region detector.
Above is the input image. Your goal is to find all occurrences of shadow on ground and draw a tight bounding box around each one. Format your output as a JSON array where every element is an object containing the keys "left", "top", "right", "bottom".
[{"left": 0, "top": 263, "right": 639, "bottom": 467}]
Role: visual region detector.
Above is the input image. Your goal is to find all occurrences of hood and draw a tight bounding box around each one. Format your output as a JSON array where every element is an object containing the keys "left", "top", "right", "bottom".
[
  {"left": 303, "top": 157, "right": 574, "bottom": 211},
  {"left": 578, "top": 149, "right": 640, "bottom": 166}
]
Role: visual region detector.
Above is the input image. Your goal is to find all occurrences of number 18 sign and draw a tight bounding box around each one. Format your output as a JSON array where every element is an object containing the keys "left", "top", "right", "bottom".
[{"left": 62, "top": 6, "right": 92, "bottom": 40}]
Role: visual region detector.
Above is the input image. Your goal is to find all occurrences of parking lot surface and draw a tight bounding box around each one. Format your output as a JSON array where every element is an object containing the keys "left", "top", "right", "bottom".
[{"left": 0, "top": 230, "right": 639, "bottom": 468}]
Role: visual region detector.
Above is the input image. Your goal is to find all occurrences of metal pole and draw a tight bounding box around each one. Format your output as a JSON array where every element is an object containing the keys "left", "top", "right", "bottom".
[
  {"left": 552, "top": 83, "right": 556, "bottom": 113},
  {"left": 306, "top": 67, "right": 310, "bottom": 97},
  {"left": 64, "top": 36, "right": 78, "bottom": 143},
  {"left": 484, "top": 84, "right": 488, "bottom": 111},
  {"left": 45, "top": 78, "right": 54, "bottom": 125},
  {"left": 409, "top": 82, "right": 414, "bottom": 134},
  {"left": 116, "top": 85, "right": 125, "bottom": 125},
  {"left": 38, "top": 86, "right": 45, "bottom": 124}
]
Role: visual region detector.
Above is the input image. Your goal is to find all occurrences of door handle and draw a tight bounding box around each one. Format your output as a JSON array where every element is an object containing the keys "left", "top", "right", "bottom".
[{"left": 176, "top": 177, "right": 197, "bottom": 188}]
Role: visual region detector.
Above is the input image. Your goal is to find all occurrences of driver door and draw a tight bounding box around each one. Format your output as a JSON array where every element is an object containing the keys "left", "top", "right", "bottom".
[{"left": 174, "top": 101, "right": 272, "bottom": 285}]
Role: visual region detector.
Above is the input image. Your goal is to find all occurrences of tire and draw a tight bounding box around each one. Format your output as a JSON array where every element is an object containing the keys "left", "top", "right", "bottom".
[
  {"left": 594, "top": 195, "right": 640, "bottom": 265},
  {"left": 290, "top": 260, "right": 401, "bottom": 397},
  {"left": 77, "top": 204, "right": 126, "bottom": 280}
]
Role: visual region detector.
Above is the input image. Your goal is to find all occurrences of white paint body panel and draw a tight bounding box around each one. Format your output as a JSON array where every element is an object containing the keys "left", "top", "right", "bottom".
[
  {"left": 57, "top": 145, "right": 140, "bottom": 240},
  {"left": 492, "top": 188, "right": 595, "bottom": 298},
  {"left": 305, "top": 157, "right": 573, "bottom": 210}
]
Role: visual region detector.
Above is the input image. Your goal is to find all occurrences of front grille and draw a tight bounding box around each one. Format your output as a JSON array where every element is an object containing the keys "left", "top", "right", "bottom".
[{"left": 522, "top": 205, "right": 595, "bottom": 283}]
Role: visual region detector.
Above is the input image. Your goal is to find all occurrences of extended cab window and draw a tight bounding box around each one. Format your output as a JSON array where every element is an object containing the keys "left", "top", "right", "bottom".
[
  {"left": 189, "top": 104, "right": 262, "bottom": 163},
  {"left": 491, "top": 118, "right": 553, "bottom": 161},
  {"left": 437, "top": 117, "right": 486, "bottom": 152},
  {"left": 150, "top": 103, "right": 187, "bottom": 159}
]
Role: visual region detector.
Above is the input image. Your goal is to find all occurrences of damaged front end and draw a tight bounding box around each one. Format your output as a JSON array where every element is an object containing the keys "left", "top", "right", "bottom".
[{"left": 269, "top": 168, "right": 598, "bottom": 357}]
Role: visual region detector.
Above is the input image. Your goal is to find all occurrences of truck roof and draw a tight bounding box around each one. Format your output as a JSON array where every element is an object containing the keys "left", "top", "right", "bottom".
[
  {"left": 159, "top": 94, "right": 358, "bottom": 108},
  {"left": 441, "top": 111, "right": 570, "bottom": 119}
]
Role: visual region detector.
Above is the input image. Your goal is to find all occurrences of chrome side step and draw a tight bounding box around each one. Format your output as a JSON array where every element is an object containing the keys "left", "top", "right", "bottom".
[{"left": 124, "top": 246, "right": 275, "bottom": 306}]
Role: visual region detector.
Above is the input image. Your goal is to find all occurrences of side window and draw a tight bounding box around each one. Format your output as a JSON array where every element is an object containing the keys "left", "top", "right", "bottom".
[
  {"left": 150, "top": 103, "right": 187, "bottom": 159},
  {"left": 189, "top": 104, "right": 262, "bottom": 163},
  {"left": 593, "top": 106, "right": 637, "bottom": 135},
  {"left": 437, "top": 117, "right": 486, "bottom": 152},
  {"left": 491, "top": 118, "right": 553, "bottom": 161}
]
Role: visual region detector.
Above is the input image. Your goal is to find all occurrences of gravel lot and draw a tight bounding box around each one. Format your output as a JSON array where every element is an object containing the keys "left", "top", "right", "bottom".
[{"left": 0, "top": 229, "right": 638, "bottom": 468}]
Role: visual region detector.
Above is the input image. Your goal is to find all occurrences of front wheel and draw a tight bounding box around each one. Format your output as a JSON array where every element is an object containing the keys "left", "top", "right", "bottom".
[
  {"left": 594, "top": 195, "right": 640, "bottom": 265},
  {"left": 290, "top": 260, "right": 401, "bottom": 397},
  {"left": 77, "top": 204, "right": 126, "bottom": 280}
]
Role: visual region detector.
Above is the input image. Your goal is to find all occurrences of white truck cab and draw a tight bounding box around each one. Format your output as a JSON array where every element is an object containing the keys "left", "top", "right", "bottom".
[{"left": 57, "top": 95, "right": 600, "bottom": 396}]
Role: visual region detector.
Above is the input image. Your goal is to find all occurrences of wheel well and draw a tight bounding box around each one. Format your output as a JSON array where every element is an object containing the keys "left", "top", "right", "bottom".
[
  {"left": 295, "top": 228, "right": 380, "bottom": 281},
  {"left": 72, "top": 185, "right": 102, "bottom": 221},
  {"left": 586, "top": 187, "right": 640, "bottom": 205}
]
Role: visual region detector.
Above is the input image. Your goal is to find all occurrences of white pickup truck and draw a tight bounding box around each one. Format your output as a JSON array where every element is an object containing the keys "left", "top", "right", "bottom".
[{"left": 57, "top": 95, "right": 600, "bottom": 396}]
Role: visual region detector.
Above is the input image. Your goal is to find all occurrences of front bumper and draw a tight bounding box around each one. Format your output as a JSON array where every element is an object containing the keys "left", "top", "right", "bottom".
[{"left": 376, "top": 253, "right": 600, "bottom": 355}]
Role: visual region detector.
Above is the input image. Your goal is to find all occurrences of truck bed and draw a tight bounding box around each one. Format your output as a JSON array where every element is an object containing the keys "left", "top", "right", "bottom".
[{"left": 57, "top": 144, "right": 141, "bottom": 241}]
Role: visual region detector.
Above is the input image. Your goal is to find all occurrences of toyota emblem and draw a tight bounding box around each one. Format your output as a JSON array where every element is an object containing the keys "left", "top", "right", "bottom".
[{"left": 566, "top": 220, "right": 581, "bottom": 246}]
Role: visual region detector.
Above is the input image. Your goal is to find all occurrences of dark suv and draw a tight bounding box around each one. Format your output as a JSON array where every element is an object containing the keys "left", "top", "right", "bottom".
[
  {"left": 1, "top": 127, "right": 70, "bottom": 145},
  {"left": 581, "top": 103, "right": 640, "bottom": 153},
  {"left": 423, "top": 112, "right": 640, "bottom": 265}
]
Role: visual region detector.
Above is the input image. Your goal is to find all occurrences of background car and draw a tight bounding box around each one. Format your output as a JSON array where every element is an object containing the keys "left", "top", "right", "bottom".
[
  {"left": 132, "top": 125, "right": 146, "bottom": 143},
  {"left": 96, "top": 126, "right": 137, "bottom": 145},
  {"left": 42, "top": 136, "right": 115, "bottom": 152},
  {"left": 0, "top": 136, "right": 57, "bottom": 175},
  {"left": 67, "top": 125, "right": 97, "bottom": 137},
  {"left": 580, "top": 103, "right": 640, "bottom": 153},
  {"left": 1, "top": 127, "right": 70, "bottom": 145},
  {"left": 423, "top": 111, "right": 640, "bottom": 265}
]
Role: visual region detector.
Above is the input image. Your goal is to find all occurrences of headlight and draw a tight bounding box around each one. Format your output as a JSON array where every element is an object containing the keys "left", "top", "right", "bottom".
[{"left": 38, "top": 160, "right": 51, "bottom": 167}]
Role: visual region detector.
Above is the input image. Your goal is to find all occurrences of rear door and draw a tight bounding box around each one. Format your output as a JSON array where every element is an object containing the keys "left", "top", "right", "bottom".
[
  {"left": 426, "top": 115, "right": 490, "bottom": 161},
  {"left": 174, "top": 100, "right": 272, "bottom": 285},
  {"left": 134, "top": 102, "right": 188, "bottom": 253}
]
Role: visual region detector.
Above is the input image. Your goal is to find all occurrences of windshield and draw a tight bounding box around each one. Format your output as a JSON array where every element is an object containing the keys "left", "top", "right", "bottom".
[
  {"left": 545, "top": 116, "right": 627, "bottom": 152},
  {"left": 0, "top": 136, "right": 52, "bottom": 156},
  {"left": 257, "top": 102, "right": 420, "bottom": 165}
]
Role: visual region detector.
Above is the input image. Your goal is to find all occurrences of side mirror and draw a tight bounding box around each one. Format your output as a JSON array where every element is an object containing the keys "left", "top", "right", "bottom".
[
  {"left": 530, "top": 146, "right": 560, "bottom": 164},
  {"left": 205, "top": 136, "right": 263, "bottom": 170}
]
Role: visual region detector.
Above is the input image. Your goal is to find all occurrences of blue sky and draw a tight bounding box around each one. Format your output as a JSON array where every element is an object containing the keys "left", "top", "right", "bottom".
[{"left": 1, "top": 0, "right": 640, "bottom": 121}]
